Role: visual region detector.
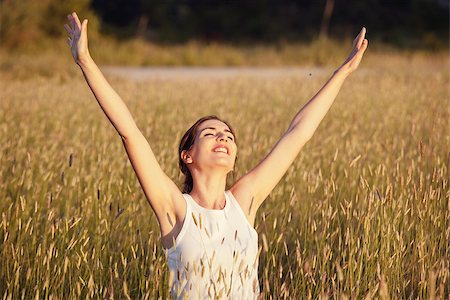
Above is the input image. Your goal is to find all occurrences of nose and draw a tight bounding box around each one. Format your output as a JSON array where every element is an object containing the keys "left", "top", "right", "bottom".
[{"left": 217, "top": 133, "right": 228, "bottom": 142}]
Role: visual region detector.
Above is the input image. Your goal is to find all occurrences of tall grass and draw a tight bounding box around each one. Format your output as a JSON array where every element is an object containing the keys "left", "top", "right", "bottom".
[{"left": 0, "top": 55, "right": 448, "bottom": 299}]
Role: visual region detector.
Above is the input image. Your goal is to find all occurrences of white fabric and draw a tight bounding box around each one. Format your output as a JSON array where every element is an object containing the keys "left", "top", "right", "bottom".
[{"left": 165, "top": 190, "right": 260, "bottom": 299}]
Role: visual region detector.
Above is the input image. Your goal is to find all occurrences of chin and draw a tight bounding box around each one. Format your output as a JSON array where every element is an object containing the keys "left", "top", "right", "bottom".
[
  {"left": 201, "top": 156, "right": 235, "bottom": 172},
  {"left": 209, "top": 161, "right": 234, "bottom": 173}
]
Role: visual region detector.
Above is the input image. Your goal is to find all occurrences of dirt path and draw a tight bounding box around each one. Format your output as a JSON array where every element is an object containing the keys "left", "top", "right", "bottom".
[{"left": 101, "top": 66, "right": 331, "bottom": 81}]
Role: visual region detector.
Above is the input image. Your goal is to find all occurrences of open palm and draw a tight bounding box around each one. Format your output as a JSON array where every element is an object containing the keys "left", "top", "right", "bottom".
[
  {"left": 340, "top": 27, "right": 368, "bottom": 74},
  {"left": 64, "top": 12, "right": 89, "bottom": 64}
]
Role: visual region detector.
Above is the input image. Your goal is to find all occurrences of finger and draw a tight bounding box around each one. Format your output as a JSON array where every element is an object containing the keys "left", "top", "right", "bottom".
[
  {"left": 68, "top": 15, "right": 78, "bottom": 32},
  {"left": 352, "top": 28, "right": 363, "bottom": 47},
  {"left": 353, "top": 27, "right": 366, "bottom": 49},
  {"left": 64, "top": 24, "right": 72, "bottom": 35},
  {"left": 67, "top": 37, "right": 72, "bottom": 47},
  {"left": 361, "top": 39, "right": 368, "bottom": 52},
  {"left": 353, "top": 32, "right": 360, "bottom": 47},
  {"left": 72, "top": 12, "right": 82, "bottom": 30},
  {"left": 67, "top": 15, "right": 75, "bottom": 32},
  {"left": 81, "top": 19, "right": 88, "bottom": 36},
  {"left": 356, "top": 27, "right": 366, "bottom": 49},
  {"left": 356, "top": 39, "right": 368, "bottom": 59}
]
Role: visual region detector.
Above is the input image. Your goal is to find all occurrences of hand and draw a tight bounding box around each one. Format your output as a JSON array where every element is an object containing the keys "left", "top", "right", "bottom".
[
  {"left": 338, "top": 27, "right": 368, "bottom": 75},
  {"left": 64, "top": 12, "right": 90, "bottom": 65}
]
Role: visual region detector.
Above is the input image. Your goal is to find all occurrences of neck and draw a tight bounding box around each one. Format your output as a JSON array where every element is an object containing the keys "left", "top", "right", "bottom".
[{"left": 189, "top": 168, "right": 228, "bottom": 209}]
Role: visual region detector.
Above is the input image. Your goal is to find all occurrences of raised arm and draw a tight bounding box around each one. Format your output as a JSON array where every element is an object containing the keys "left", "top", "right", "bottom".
[
  {"left": 64, "top": 12, "right": 184, "bottom": 237},
  {"left": 231, "top": 28, "right": 368, "bottom": 223},
  {"left": 65, "top": 12, "right": 137, "bottom": 138}
]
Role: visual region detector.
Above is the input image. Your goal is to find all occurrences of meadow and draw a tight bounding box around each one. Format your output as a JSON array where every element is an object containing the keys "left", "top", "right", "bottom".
[{"left": 0, "top": 53, "right": 448, "bottom": 299}]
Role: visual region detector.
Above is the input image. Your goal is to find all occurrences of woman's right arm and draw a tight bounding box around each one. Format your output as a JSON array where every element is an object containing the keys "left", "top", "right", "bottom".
[
  {"left": 65, "top": 12, "right": 137, "bottom": 139},
  {"left": 64, "top": 12, "right": 184, "bottom": 234}
]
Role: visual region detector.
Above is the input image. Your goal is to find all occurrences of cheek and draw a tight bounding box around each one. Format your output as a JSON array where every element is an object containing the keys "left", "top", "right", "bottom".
[
  {"left": 191, "top": 141, "right": 210, "bottom": 159},
  {"left": 232, "top": 145, "right": 238, "bottom": 156}
]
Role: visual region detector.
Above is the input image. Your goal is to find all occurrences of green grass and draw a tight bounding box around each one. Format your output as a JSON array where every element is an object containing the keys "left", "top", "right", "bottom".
[{"left": 0, "top": 54, "right": 448, "bottom": 299}]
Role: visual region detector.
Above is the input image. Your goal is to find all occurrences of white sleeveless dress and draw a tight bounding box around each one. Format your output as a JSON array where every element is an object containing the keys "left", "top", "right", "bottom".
[{"left": 165, "top": 190, "right": 260, "bottom": 299}]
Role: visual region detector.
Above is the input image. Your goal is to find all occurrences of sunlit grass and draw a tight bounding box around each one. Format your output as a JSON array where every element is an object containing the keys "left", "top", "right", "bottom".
[{"left": 0, "top": 55, "right": 448, "bottom": 299}]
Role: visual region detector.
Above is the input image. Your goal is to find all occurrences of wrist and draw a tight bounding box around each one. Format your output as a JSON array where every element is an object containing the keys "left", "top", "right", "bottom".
[
  {"left": 77, "top": 52, "right": 93, "bottom": 68},
  {"left": 334, "top": 65, "right": 351, "bottom": 78}
]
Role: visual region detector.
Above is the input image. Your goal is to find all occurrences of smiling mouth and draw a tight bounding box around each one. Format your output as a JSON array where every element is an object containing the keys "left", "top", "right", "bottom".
[{"left": 212, "top": 146, "right": 229, "bottom": 154}]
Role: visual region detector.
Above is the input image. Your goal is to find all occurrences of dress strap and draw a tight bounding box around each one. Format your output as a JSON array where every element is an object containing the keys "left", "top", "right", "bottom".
[
  {"left": 182, "top": 193, "right": 193, "bottom": 213},
  {"left": 225, "top": 190, "right": 258, "bottom": 236}
]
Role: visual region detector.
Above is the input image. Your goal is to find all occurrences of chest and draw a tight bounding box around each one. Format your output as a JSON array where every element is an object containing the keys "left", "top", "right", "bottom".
[{"left": 171, "top": 210, "right": 258, "bottom": 270}]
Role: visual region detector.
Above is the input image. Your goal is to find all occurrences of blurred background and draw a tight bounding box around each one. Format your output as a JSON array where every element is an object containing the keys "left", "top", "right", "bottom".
[
  {"left": 1, "top": 1, "right": 449, "bottom": 298},
  {"left": 0, "top": 0, "right": 448, "bottom": 68}
]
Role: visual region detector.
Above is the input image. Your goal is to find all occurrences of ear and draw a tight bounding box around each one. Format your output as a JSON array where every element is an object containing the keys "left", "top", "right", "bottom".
[{"left": 181, "top": 150, "right": 193, "bottom": 164}]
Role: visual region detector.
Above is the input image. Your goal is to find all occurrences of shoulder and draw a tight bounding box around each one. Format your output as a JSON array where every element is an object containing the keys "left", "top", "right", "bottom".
[{"left": 228, "top": 185, "right": 257, "bottom": 227}]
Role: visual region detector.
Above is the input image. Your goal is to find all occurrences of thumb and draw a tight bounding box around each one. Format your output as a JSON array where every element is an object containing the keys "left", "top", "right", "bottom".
[
  {"left": 81, "top": 19, "right": 88, "bottom": 36},
  {"left": 359, "top": 39, "right": 368, "bottom": 53}
]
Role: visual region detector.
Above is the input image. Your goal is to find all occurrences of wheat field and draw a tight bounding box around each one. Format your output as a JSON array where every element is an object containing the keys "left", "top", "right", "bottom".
[{"left": 0, "top": 55, "right": 448, "bottom": 299}]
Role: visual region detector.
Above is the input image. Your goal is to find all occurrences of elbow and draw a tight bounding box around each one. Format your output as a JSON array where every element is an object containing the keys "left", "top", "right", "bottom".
[
  {"left": 287, "top": 124, "right": 315, "bottom": 142},
  {"left": 120, "top": 127, "right": 142, "bottom": 143}
]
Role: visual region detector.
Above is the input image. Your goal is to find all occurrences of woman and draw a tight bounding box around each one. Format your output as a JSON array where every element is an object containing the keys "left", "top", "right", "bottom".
[{"left": 64, "top": 12, "right": 368, "bottom": 299}]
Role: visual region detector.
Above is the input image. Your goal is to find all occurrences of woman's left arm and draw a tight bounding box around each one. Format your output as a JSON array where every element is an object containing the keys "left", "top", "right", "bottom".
[
  {"left": 286, "top": 27, "right": 368, "bottom": 136},
  {"left": 231, "top": 28, "right": 368, "bottom": 221}
]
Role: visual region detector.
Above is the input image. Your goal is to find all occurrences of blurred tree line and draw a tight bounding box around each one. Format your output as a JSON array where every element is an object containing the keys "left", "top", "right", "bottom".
[
  {"left": 1, "top": 0, "right": 448, "bottom": 50},
  {"left": 1, "top": 0, "right": 99, "bottom": 49}
]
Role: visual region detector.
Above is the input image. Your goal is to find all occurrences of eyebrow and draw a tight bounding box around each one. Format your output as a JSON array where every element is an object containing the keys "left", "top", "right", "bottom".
[{"left": 199, "top": 127, "right": 234, "bottom": 135}]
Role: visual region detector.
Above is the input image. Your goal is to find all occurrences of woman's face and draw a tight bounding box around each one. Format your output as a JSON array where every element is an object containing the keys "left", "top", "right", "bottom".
[{"left": 182, "top": 119, "right": 237, "bottom": 173}]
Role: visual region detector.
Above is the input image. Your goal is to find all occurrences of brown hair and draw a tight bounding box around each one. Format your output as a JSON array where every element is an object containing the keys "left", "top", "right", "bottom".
[{"left": 178, "top": 115, "right": 237, "bottom": 194}]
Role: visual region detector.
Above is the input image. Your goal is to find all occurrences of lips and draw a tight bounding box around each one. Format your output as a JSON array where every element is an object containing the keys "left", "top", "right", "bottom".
[{"left": 212, "top": 144, "right": 230, "bottom": 155}]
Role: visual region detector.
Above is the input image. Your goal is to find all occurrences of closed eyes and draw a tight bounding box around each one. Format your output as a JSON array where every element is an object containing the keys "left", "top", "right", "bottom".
[{"left": 204, "top": 132, "right": 234, "bottom": 141}]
